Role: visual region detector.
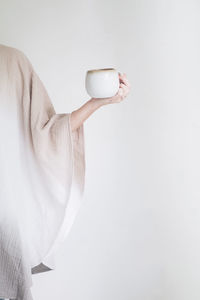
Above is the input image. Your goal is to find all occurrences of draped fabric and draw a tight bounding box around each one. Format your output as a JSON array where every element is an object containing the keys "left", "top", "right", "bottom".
[{"left": 0, "top": 44, "right": 86, "bottom": 300}]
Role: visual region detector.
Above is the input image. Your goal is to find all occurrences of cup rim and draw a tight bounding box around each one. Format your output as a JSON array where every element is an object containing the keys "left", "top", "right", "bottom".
[{"left": 87, "top": 68, "right": 116, "bottom": 73}]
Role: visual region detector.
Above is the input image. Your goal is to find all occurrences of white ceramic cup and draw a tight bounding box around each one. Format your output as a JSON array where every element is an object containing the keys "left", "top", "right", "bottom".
[{"left": 85, "top": 68, "right": 119, "bottom": 98}]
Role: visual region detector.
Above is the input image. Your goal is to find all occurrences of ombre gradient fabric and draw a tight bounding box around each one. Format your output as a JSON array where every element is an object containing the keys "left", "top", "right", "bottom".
[{"left": 0, "top": 44, "right": 86, "bottom": 300}]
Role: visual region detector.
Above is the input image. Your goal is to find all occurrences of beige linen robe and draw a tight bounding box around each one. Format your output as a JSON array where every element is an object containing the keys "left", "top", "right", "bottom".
[{"left": 0, "top": 44, "right": 85, "bottom": 299}]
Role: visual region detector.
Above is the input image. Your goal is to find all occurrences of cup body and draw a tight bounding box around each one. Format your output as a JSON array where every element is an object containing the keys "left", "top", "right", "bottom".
[{"left": 85, "top": 68, "right": 119, "bottom": 98}]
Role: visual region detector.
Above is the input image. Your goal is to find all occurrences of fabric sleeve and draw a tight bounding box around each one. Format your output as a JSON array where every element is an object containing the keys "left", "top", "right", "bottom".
[
  {"left": 30, "top": 69, "right": 85, "bottom": 196},
  {"left": 24, "top": 68, "right": 86, "bottom": 263}
]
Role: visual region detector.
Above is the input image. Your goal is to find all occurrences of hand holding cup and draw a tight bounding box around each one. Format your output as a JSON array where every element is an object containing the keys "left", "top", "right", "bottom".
[{"left": 85, "top": 68, "right": 131, "bottom": 106}]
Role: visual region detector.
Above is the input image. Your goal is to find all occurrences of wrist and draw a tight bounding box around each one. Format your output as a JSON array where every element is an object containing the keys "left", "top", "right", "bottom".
[{"left": 89, "top": 97, "right": 110, "bottom": 107}]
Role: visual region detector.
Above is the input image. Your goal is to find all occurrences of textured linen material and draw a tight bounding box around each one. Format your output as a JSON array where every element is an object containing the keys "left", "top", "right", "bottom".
[{"left": 0, "top": 44, "right": 86, "bottom": 300}]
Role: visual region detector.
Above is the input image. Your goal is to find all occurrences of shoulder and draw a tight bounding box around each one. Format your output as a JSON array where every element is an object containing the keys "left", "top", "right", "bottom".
[
  {"left": 0, "top": 43, "right": 26, "bottom": 58},
  {"left": 0, "top": 43, "right": 33, "bottom": 70}
]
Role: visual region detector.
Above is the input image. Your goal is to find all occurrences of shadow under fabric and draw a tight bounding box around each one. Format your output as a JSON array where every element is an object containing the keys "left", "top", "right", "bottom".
[{"left": 0, "top": 44, "right": 86, "bottom": 300}]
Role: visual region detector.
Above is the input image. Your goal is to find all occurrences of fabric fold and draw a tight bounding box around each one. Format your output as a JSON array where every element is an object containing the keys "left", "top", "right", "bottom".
[{"left": 0, "top": 44, "right": 86, "bottom": 300}]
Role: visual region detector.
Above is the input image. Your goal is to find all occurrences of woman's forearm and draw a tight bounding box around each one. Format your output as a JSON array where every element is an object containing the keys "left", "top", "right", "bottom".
[{"left": 70, "top": 98, "right": 106, "bottom": 132}]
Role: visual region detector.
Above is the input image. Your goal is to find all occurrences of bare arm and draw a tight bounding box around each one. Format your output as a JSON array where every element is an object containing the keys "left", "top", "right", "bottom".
[
  {"left": 70, "top": 98, "right": 105, "bottom": 132},
  {"left": 70, "top": 73, "right": 131, "bottom": 132}
]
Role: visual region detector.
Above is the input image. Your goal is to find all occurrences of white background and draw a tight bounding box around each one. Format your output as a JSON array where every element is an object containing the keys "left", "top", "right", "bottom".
[{"left": 1, "top": 0, "right": 200, "bottom": 299}]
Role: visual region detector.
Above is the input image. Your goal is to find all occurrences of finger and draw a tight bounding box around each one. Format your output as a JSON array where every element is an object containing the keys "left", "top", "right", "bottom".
[
  {"left": 119, "top": 78, "right": 130, "bottom": 88},
  {"left": 119, "top": 72, "right": 128, "bottom": 78},
  {"left": 118, "top": 87, "right": 123, "bottom": 97},
  {"left": 119, "top": 83, "right": 129, "bottom": 97},
  {"left": 118, "top": 72, "right": 127, "bottom": 77},
  {"left": 117, "top": 89, "right": 125, "bottom": 100},
  {"left": 120, "top": 82, "right": 130, "bottom": 93},
  {"left": 118, "top": 90, "right": 125, "bottom": 101},
  {"left": 119, "top": 75, "right": 131, "bottom": 87}
]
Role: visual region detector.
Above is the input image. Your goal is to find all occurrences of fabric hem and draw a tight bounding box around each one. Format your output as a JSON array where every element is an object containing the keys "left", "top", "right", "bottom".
[{"left": 31, "top": 112, "right": 85, "bottom": 274}]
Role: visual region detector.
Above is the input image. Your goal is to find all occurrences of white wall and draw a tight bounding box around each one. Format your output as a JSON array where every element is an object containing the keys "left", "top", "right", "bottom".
[{"left": 1, "top": 0, "right": 200, "bottom": 299}]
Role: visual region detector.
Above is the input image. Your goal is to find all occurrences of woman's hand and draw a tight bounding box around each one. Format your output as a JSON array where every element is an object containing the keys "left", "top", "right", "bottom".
[
  {"left": 70, "top": 72, "right": 131, "bottom": 132},
  {"left": 91, "top": 72, "right": 131, "bottom": 105}
]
